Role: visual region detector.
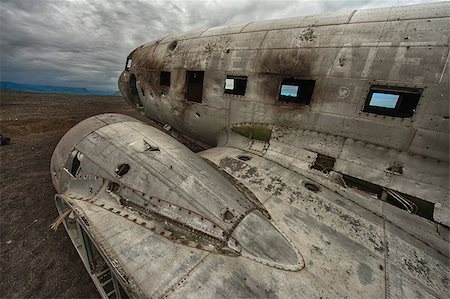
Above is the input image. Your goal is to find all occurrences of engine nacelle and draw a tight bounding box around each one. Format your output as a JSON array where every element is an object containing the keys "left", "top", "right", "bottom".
[{"left": 51, "top": 114, "right": 303, "bottom": 271}]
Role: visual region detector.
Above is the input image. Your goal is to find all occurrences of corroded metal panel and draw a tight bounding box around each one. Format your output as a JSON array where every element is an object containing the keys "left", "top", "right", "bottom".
[
  {"left": 378, "top": 18, "right": 450, "bottom": 46},
  {"left": 385, "top": 223, "right": 449, "bottom": 298},
  {"left": 317, "top": 78, "right": 369, "bottom": 116},
  {"left": 52, "top": 112, "right": 449, "bottom": 297},
  {"left": 255, "top": 48, "right": 339, "bottom": 76},
  {"left": 338, "top": 22, "right": 385, "bottom": 46},
  {"left": 409, "top": 128, "right": 449, "bottom": 161},
  {"left": 200, "top": 23, "right": 250, "bottom": 37},
  {"left": 271, "top": 125, "right": 346, "bottom": 158},
  {"left": 349, "top": 2, "right": 450, "bottom": 24},
  {"left": 386, "top": 1, "right": 450, "bottom": 21},
  {"left": 76, "top": 200, "right": 209, "bottom": 298},
  {"left": 261, "top": 25, "right": 345, "bottom": 49},
  {"left": 242, "top": 11, "right": 353, "bottom": 33},
  {"left": 371, "top": 46, "right": 447, "bottom": 84},
  {"left": 349, "top": 6, "right": 391, "bottom": 23},
  {"left": 338, "top": 139, "right": 449, "bottom": 190},
  {"left": 314, "top": 113, "right": 416, "bottom": 149},
  {"left": 160, "top": 28, "right": 208, "bottom": 44},
  {"left": 199, "top": 147, "right": 449, "bottom": 298},
  {"left": 414, "top": 83, "right": 450, "bottom": 132},
  {"left": 335, "top": 141, "right": 449, "bottom": 203},
  {"left": 171, "top": 32, "right": 266, "bottom": 53}
]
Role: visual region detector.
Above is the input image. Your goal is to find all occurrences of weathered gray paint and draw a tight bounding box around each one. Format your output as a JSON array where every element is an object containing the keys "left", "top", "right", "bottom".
[
  {"left": 51, "top": 113, "right": 448, "bottom": 298},
  {"left": 118, "top": 2, "right": 449, "bottom": 222},
  {"left": 53, "top": 2, "right": 449, "bottom": 298}
]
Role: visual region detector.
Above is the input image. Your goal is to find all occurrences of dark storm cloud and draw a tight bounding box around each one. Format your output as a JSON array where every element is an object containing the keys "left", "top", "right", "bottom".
[{"left": 0, "top": 0, "right": 438, "bottom": 90}]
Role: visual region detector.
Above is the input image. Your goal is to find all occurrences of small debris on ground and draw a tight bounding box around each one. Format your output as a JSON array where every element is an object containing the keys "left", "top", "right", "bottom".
[{"left": 0, "top": 134, "right": 11, "bottom": 145}]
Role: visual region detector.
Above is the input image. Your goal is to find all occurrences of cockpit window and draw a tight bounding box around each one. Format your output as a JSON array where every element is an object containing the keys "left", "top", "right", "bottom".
[
  {"left": 224, "top": 76, "right": 247, "bottom": 95},
  {"left": 125, "top": 58, "right": 132, "bottom": 71},
  {"left": 364, "top": 85, "right": 422, "bottom": 118},
  {"left": 160, "top": 71, "right": 171, "bottom": 87},
  {"left": 278, "top": 78, "right": 315, "bottom": 105}
]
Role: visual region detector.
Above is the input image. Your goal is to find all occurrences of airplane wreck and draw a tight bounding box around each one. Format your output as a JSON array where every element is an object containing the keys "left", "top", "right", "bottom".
[{"left": 51, "top": 2, "right": 449, "bottom": 298}]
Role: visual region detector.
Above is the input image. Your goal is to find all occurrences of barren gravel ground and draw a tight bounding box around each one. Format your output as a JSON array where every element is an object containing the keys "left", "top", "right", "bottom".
[{"left": 0, "top": 91, "right": 154, "bottom": 298}]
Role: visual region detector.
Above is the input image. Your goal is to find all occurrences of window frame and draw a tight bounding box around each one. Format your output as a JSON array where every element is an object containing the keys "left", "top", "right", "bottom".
[
  {"left": 160, "top": 71, "right": 171, "bottom": 87},
  {"left": 125, "top": 58, "right": 132, "bottom": 71},
  {"left": 224, "top": 75, "right": 247, "bottom": 96},
  {"left": 186, "top": 70, "right": 204, "bottom": 103},
  {"left": 363, "top": 85, "right": 422, "bottom": 118},
  {"left": 277, "top": 78, "right": 315, "bottom": 105}
]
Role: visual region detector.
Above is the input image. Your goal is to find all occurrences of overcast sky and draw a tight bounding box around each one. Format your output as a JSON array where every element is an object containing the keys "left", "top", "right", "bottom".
[{"left": 0, "top": 0, "right": 440, "bottom": 90}]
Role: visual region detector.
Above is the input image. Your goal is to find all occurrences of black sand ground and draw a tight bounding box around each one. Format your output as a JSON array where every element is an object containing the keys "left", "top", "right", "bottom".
[{"left": 0, "top": 91, "right": 154, "bottom": 298}]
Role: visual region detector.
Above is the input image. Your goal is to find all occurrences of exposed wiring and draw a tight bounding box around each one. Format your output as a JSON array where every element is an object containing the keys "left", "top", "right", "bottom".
[{"left": 383, "top": 187, "right": 418, "bottom": 214}]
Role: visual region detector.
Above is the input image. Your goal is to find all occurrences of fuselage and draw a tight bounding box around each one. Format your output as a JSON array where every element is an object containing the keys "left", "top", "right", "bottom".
[{"left": 119, "top": 1, "right": 449, "bottom": 227}]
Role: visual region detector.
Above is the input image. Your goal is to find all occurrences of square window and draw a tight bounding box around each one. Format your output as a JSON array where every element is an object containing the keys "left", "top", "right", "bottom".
[
  {"left": 224, "top": 76, "right": 247, "bottom": 95},
  {"left": 364, "top": 86, "right": 422, "bottom": 118},
  {"left": 369, "top": 93, "right": 399, "bottom": 109},
  {"left": 278, "top": 78, "right": 315, "bottom": 105},
  {"left": 160, "top": 71, "right": 170, "bottom": 87},
  {"left": 186, "top": 71, "right": 204, "bottom": 102},
  {"left": 225, "top": 78, "right": 234, "bottom": 90},
  {"left": 280, "top": 85, "right": 299, "bottom": 97}
]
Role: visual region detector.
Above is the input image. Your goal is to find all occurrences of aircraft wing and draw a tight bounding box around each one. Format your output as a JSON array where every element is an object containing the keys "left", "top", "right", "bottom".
[{"left": 51, "top": 114, "right": 448, "bottom": 299}]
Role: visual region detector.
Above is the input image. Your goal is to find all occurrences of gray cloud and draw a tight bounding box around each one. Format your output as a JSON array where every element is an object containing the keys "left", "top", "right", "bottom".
[{"left": 0, "top": 0, "right": 438, "bottom": 90}]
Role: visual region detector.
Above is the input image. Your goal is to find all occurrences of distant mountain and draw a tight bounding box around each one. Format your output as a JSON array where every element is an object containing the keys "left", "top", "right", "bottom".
[{"left": 0, "top": 81, "right": 117, "bottom": 96}]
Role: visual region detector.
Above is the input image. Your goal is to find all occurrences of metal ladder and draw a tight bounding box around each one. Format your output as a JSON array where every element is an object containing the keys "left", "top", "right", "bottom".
[{"left": 95, "top": 267, "right": 124, "bottom": 299}]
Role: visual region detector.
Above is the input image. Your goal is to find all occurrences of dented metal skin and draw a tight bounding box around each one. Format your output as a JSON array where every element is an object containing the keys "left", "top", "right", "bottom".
[{"left": 52, "top": 2, "right": 449, "bottom": 299}]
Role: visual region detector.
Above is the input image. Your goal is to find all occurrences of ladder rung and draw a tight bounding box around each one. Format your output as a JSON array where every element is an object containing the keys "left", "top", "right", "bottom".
[
  {"left": 97, "top": 268, "right": 110, "bottom": 277},
  {"left": 106, "top": 289, "right": 116, "bottom": 297},
  {"left": 101, "top": 278, "right": 113, "bottom": 286}
]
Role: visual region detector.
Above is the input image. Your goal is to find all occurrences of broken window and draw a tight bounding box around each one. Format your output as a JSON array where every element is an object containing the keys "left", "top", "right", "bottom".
[
  {"left": 311, "top": 154, "right": 336, "bottom": 173},
  {"left": 160, "top": 71, "right": 170, "bottom": 87},
  {"left": 70, "top": 153, "right": 81, "bottom": 177},
  {"left": 224, "top": 76, "right": 247, "bottom": 95},
  {"left": 385, "top": 189, "right": 434, "bottom": 220},
  {"left": 130, "top": 75, "right": 143, "bottom": 109},
  {"left": 342, "top": 174, "right": 382, "bottom": 196},
  {"left": 342, "top": 174, "right": 435, "bottom": 221},
  {"left": 278, "top": 78, "right": 315, "bottom": 104},
  {"left": 125, "top": 58, "right": 132, "bottom": 71},
  {"left": 186, "top": 71, "right": 204, "bottom": 103},
  {"left": 364, "top": 85, "right": 422, "bottom": 118}
]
